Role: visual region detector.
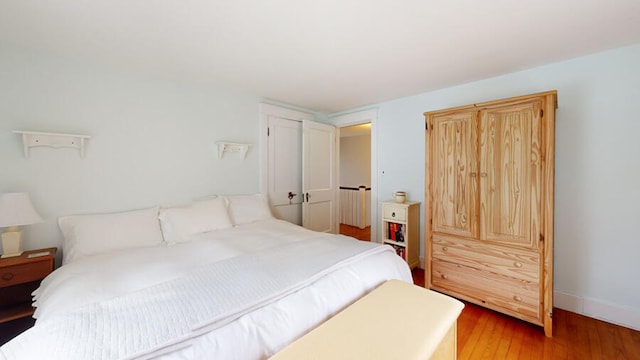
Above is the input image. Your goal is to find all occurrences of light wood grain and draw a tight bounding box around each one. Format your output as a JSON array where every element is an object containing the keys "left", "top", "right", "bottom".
[
  {"left": 425, "top": 91, "right": 556, "bottom": 336},
  {"left": 430, "top": 110, "right": 479, "bottom": 239},
  {"left": 425, "top": 128, "right": 433, "bottom": 289},
  {"left": 480, "top": 102, "right": 537, "bottom": 248},
  {"left": 542, "top": 92, "right": 556, "bottom": 336},
  {"left": 432, "top": 234, "right": 539, "bottom": 282},
  {"left": 431, "top": 259, "right": 540, "bottom": 322}
]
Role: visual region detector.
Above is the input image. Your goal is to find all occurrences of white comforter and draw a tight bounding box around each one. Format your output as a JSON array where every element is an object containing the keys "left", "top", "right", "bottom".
[{"left": 1, "top": 220, "right": 412, "bottom": 359}]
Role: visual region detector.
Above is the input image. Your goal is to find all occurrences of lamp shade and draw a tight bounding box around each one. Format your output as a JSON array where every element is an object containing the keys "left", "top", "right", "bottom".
[{"left": 0, "top": 192, "right": 43, "bottom": 228}]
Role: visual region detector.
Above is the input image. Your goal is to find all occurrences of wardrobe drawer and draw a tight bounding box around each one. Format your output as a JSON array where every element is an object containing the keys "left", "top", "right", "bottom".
[
  {"left": 432, "top": 235, "right": 539, "bottom": 282},
  {"left": 431, "top": 259, "right": 540, "bottom": 320}
]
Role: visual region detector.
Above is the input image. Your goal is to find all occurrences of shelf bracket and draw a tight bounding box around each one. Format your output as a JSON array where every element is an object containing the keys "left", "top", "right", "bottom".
[
  {"left": 14, "top": 130, "right": 91, "bottom": 158},
  {"left": 215, "top": 141, "right": 250, "bottom": 160}
]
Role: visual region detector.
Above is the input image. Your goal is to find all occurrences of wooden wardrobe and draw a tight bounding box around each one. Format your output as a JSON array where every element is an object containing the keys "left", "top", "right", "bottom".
[{"left": 424, "top": 91, "right": 556, "bottom": 336}]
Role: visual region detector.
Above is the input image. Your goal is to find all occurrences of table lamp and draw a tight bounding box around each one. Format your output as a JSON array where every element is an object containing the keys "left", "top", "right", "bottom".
[{"left": 0, "top": 192, "right": 43, "bottom": 258}]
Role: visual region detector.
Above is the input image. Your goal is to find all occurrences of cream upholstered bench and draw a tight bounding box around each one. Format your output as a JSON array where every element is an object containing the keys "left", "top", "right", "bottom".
[{"left": 271, "top": 279, "right": 465, "bottom": 360}]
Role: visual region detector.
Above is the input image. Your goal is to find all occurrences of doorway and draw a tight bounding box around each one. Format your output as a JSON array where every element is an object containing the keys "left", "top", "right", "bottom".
[
  {"left": 338, "top": 124, "right": 371, "bottom": 241},
  {"left": 331, "top": 108, "right": 378, "bottom": 243},
  {"left": 260, "top": 104, "right": 338, "bottom": 233}
]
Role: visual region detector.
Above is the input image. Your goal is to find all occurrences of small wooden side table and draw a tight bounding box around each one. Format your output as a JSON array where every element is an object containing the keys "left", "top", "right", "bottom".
[{"left": 0, "top": 248, "right": 56, "bottom": 323}]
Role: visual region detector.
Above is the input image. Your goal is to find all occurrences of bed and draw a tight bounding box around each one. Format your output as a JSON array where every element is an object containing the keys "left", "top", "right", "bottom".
[{"left": 0, "top": 194, "right": 458, "bottom": 359}]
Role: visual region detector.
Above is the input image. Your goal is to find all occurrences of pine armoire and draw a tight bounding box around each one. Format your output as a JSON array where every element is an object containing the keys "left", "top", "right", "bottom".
[{"left": 424, "top": 91, "right": 556, "bottom": 336}]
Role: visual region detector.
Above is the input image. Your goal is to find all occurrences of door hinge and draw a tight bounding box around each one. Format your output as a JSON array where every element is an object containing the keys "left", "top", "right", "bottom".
[
  {"left": 267, "top": 127, "right": 270, "bottom": 136},
  {"left": 540, "top": 234, "right": 544, "bottom": 242},
  {"left": 540, "top": 109, "right": 544, "bottom": 117}
]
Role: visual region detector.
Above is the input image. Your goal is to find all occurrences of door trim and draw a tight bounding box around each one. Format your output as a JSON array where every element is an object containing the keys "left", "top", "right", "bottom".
[{"left": 330, "top": 108, "right": 379, "bottom": 243}]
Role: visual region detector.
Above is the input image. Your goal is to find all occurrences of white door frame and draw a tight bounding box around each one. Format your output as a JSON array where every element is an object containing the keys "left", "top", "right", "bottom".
[{"left": 330, "top": 108, "right": 379, "bottom": 243}]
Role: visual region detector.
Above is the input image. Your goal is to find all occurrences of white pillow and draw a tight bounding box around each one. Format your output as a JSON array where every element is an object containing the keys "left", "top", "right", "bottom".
[
  {"left": 158, "top": 197, "right": 233, "bottom": 244},
  {"left": 224, "top": 194, "right": 273, "bottom": 226},
  {"left": 58, "top": 206, "right": 163, "bottom": 264}
]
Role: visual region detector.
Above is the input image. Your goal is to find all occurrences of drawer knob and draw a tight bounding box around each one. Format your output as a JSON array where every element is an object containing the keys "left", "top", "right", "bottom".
[
  {"left": 514, "top": 262, "right": 523, "bottom": 268},
  {"left": 391, "top": 212, "right": 396, "bottom": 217},
  {"left": 2, "top": 272, "right": 14, "bottom": 281},
  {"left": 513, "top": 295, "right": 522, "bottom": 302},
  {"left": 440, "top": 274, "right": 448, "bottom": 280},
  {"left": 442, "top": 246, "right": 448, "bottom": 252}
]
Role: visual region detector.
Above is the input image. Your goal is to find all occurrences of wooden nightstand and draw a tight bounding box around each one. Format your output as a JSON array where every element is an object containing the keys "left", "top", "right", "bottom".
[
  {"left": 0, "top": 248, "right": 56, "bottom": 323},
  {"left": 381, "top": 201, "right": 420, "bottom": 269}
]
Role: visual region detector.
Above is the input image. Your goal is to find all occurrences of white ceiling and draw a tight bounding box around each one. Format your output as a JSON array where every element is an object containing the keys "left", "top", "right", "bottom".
[{"left": 1, "top": 1, "right": 639, "bottom": 113}]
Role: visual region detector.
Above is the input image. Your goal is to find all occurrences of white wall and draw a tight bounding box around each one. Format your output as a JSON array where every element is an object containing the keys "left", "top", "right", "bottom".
[
  {"left": 0, "top": 42, "right": 263, "bottom": 260},
  {"left": 343, "top": 43, "right": 640, "bottom": 329},
  {"left": 339, "top": 135, "right": 371, "bottom": 188}
]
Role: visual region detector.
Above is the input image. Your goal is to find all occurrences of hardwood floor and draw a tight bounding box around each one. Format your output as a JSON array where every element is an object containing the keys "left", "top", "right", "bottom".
[
  {"left": 411, "top": 268, "right": 640, "bottom": 359},
  {"left": 339, "top": 223, "right": 370, "bottom": 241}
]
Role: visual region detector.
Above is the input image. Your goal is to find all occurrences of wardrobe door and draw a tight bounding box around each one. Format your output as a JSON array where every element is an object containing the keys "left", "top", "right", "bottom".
[
  {"left": 430, "top": 110, "right": 480, "bottom": 239},
  {"left": 479, "top": 100, "right": 543, "bottom": 249}
]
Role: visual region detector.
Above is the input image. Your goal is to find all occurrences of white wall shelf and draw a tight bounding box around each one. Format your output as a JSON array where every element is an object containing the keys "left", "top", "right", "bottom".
[
  {"left": 14, "top": 130, "right": 91, "bottom": 158},
  {"left": 215, "top": 141, "right": 250, "bottom": 160}
]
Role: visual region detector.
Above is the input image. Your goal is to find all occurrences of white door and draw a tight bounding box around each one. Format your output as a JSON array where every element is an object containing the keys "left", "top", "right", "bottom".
[
  {"left": 302, "top": 120, "right": 337, "bottom": 233},
  {"left": 267, "top": 116, "right": 303, "bottom": 225}
]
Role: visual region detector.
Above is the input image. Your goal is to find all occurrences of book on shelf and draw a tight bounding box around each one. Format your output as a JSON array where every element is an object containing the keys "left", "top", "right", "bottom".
[
  {"left": 388, "top": 223, "right": 404, "bottom": 242},
  {"left": 397, "top": 224, "right": 404, "bottom": 242},
  {"left": 385, "top": 243, "right": 406, "bottom": 260},
  {"left": 387, "top": 222, "right": 405, "bottom": 242}
]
